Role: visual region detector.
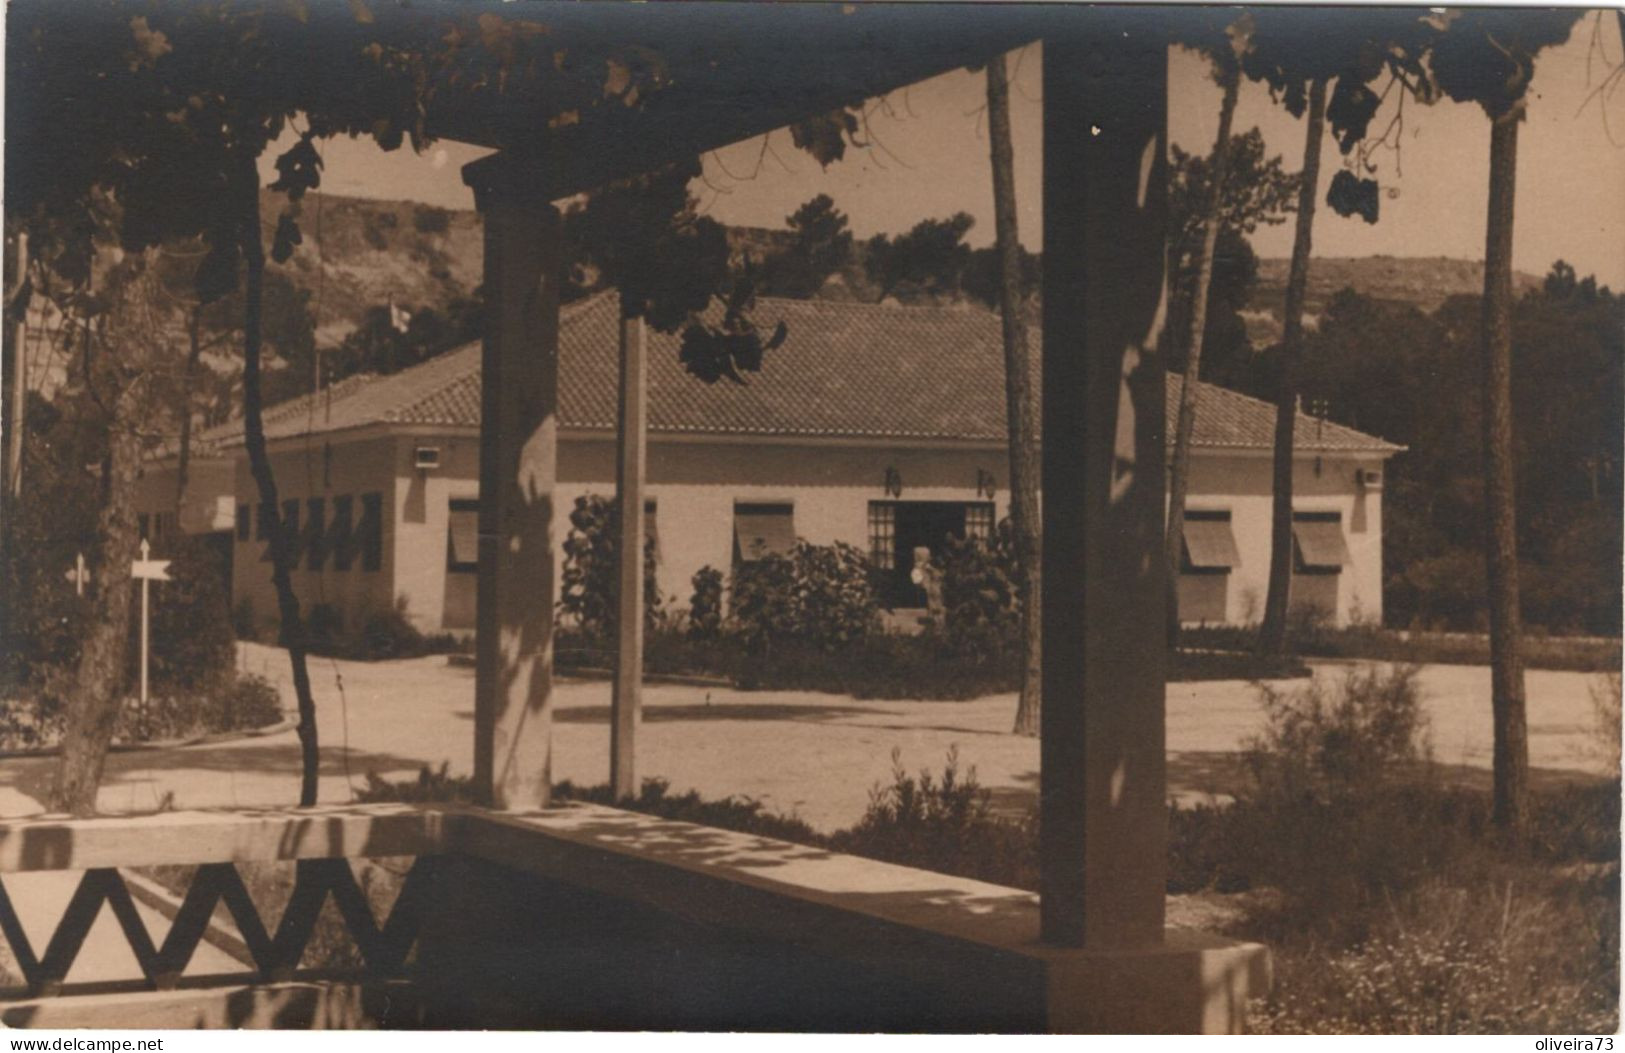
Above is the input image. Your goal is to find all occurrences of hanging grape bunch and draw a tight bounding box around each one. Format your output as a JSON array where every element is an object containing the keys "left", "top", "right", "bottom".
[{"left": 679, "top": 259, "right": 789, "bottom": 385}]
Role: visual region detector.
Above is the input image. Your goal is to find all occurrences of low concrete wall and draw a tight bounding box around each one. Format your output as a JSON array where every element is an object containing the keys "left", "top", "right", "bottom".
[
  {"left": 0, "top": 804, "right": 1268, "bottom": 1032},
  {"left": 413, "top": 804, "right": 1270, "bottom": 1033}
]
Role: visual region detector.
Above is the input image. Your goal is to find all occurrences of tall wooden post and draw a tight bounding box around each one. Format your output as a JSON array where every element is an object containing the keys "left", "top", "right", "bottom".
[
  {"left": 465, "top": 154, "right": 562, "bottom": 811},
  {"left": 1040, "top": 22, "right": 1170, "bottom": 949},
  {"left": 611, "top": 309, "right": 647, "bottom": 799},
  {"left": 5, "top": 232, "right": 26, "bottom": 501}
]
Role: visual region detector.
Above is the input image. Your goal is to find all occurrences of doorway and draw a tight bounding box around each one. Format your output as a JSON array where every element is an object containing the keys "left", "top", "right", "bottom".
[{"left": 869, "top": 501, "right": 989, "bottom": 608}]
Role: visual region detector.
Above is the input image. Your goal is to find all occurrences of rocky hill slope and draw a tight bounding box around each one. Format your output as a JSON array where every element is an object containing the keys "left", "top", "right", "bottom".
[{"left": 260, "top": 191, "right": 1540, "bottom": 347}]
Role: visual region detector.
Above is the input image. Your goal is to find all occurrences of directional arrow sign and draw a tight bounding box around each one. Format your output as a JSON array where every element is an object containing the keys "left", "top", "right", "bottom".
[
  {"left": 131, "top": 559, "right": 171, "bottom": 581},
  {"left": 64, "top": 552, "right": 91, "bottom": 596},
  {"left": 132, "top": 541, "right": 171, "bottom": 582}
]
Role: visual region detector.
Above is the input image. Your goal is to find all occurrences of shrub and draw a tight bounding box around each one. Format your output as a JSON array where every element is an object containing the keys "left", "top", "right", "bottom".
[
  {"left": 1245, "top": 664, "right": 1428, "bottom": 804},
  {"left": 301, "top": 598, "right": 464, "bottom": 661},
  {"left": 357, "top": 762, "right": 480, "bottom": 805},
  {"left": 307, "top": 602, "right": 345, "bottom": 654},
  {"left": 558, "top": 494, "right": 661, "bottom": 635},
  {"left": 828, "top": 748, "right": 1038, "bottom": 890},
  {"left": 687, "top": 565, "right": 724, "bottom": 641},
  {"left": 115, "top": 670, "right": 283, "bottom": 743},
  {"left": 356, "top": 601, "right": 428, "bottom": 660},
  {"left": 412, "top": 204, "right": 451, "bottom": 235},
  {"left": 211, "top": 672, "right": 284, "bottom": 731},
  {"left": 1222, "top": 666, "right": 1518, "bottom": 939},
  {"left": 728, "top": 540, "right": 879, "bottom": 652},
  {"left": 727, "top": 555, "right": 798, "bottom": 652},
  {"left": 1254, "top": 873, "right": 1620, "bottom": 1034},
  {"left": 934, "top": 522, "right": 1021, "bottom": 663},
  {"left": 732, "top": 633, "right": 1015, "bottom": 700},
  {"left": 232, "top": 596, "right": 262, "bottom": 641},
  {"left": 137, "top": 537, "right": 237, "bottom": 695}
]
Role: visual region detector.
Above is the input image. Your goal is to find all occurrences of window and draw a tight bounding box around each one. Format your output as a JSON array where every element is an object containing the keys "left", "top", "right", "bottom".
[
  {"left": 447, "top": 499, "right": 479, "bottom": 573},
  {"left": 868, "top": 502, "right": 896, "bottom": 569},
  {"left": 138, "top": 513, "right": 150, "bottom": 540},
  {"left": 1178, "top": 510, "right": 1238, "bottom": 623},
  {"left": 279, "top": 499, "right": 302, "bottom": 565},
  {"left": 734, "top": 502, "right": 795, "bottom": 563},
  {"left": 1180, "top": 510, "right": 1240, "bottom": 575},
  {"left": 358, "top": 492, "right": 383, "bottom": 572},
  {"left": 303, "top": 498, "right": 326, "bottom": 571},
  {"left": 329, "top": 495, "right": 356, "bottom": 571},
  {"left": 964, "top": 502, "right": 995, "bottom": 541},
  {"left": 256, "top": 501, "right": 275, "bottom": 542},
  {"left": 236, "top": 504, "right": 251, "bottom": 541},
  {"left": 1292, "top": 511, "right": 1351, "bottom": 575}
]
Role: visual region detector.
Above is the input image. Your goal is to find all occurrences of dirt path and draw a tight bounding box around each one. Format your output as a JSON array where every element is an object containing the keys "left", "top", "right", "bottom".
[{"left": 0, "top": 644, "right": 1610, "bottom": 832}]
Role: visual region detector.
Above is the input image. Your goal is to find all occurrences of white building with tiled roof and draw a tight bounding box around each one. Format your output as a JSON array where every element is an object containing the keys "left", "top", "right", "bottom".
[{"left": 136, "top": 293, "right": 1402, "bottom": 633}]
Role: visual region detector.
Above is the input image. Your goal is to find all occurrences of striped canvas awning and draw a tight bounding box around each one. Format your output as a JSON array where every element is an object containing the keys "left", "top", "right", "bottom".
[
  {"left": 734, "top": 506, "right": 795, "bottom": 562},
  {"left": 1182, "top": 516, "right": 1241, "bottom": 569},
  {"left": 1292, "top": 518, "right": 1351, "bottom": 571}
]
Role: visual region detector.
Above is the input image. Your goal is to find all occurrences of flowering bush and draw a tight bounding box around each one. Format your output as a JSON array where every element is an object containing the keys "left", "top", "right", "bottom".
[
  {"left": 934, "top": 520, "right": 1022, "bottom": 663},
  {"left": 1254, "top": 877, "right": 1620, "bottom": 1034},
  {"left": 728, "top": 540, "right": 878, "bottom": 652},
  {"left": 558, "top": 494, "right": 662, "bottom": 634},
  {"left": 686, "top": 565, "right": 725, "bottom": 641}
]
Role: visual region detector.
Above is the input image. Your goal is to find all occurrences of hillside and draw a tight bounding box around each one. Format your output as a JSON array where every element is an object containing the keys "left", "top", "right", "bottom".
[
  {"left": 256, "top": 192, "right": 1543, "bottom": 349},
  {"left": 258, "top": 189, "right": 484, "bottom": 345},
  {"left": 1242, "top": 255, "right": 1542, "bottom": 345}
]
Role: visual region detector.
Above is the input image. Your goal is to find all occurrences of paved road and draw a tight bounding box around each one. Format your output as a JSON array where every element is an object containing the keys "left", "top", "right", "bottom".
[
  {"left": 0, "top": 643, "right": 1612, "bottom": 831},
  {"left": 0, "top": 645, "right": 1610, "bottom": 990}
]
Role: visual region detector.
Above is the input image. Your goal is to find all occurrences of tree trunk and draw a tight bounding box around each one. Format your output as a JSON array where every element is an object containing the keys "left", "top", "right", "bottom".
[
  {"left": 987, "top": 54, "right": 1043, "bottom": 738},
  {"left": 173, "top": 308, "right": 203, "bottom": 517},
  {"left": 51, "top": 381, "right": 144, "bottom": 815},
  {"left": 1166, "top": 67, "right": 1240, "bottom": 647},
  {"left": 1482, "top": 111, "right": 1528, "bottom": 837},
  {"left": 1258, "top": 77, "right": 1327, "bottom": 655},
  {"left": 236, "top": 152, "right": 320, "bottom": 807}
]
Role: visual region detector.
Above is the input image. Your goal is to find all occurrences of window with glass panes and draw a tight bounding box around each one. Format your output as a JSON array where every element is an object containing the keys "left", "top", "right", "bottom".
[
  {"left": 965, "top": 502, "right": 995, "bottom": 541},
  {"left": 867, "top": 502, "right": 896, "bottom": 569}
]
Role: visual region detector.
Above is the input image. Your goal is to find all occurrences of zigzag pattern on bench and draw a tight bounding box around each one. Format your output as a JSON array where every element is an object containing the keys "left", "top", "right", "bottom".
[{"left": 0, "top": 857, "right": 437, "bottom": 995}]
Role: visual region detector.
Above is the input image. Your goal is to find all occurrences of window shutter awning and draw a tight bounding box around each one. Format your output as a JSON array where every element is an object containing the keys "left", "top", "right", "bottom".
[
  {"left": 1292, "top": 518, "right": 1351, "bottom": 570},
  {"left": 1182, "top": 516, "right": 1241, "bottom": 569},
  {"left": 735, "top": 508, "right": 795, "bottom": 561}
]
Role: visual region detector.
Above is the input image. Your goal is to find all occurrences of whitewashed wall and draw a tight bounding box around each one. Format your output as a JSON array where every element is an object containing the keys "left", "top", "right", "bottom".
[{"left": 139, "top": 428, "right": 1387, "bottom": 634}]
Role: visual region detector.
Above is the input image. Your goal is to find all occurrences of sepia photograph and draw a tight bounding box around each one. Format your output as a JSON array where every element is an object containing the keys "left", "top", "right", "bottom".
[{"left": 0, "top": 0, "right": 1620, "bottom": 1035}]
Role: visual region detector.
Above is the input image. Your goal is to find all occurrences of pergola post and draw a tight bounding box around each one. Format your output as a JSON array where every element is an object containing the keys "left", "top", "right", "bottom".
[
  {"left": 465, "top": 153, "right": 562, "bottom": 811},
  {"left": 611, "top": 310, "right": 647, "bottom": 799},
  {"left": 1039, "top": 24, "right": 1170, "bottom": 949}
]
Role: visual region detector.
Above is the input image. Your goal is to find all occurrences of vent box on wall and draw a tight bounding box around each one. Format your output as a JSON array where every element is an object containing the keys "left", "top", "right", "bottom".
[
  {"left": 1356, "top": 468, "right": 1382, "bottom": 490},
  {"left": 414, "top": 445, "right": 442, "bottom": 471}
]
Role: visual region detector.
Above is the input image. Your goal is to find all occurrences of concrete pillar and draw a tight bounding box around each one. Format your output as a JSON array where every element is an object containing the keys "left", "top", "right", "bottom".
[
  {"left": 1039, "top": 22, "right": 1170, "bottom": 949},
  {"left": 464, "top": 154, "right": 562, "bottom": 810},
  {"left": 611, "top": 310, "right": 647, "bottom": 799}
]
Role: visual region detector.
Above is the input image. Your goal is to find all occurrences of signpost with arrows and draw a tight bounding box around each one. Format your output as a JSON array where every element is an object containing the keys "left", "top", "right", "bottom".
[
  {"left": 64, "top": 551, "right": 91, "bottom": 597},
  {"left": 132, "top": 538, "right": 171, "bottom": 708}
]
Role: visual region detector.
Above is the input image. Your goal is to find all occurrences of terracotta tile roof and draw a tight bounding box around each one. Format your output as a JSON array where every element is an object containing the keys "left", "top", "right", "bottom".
[{"left": 195, "top": 292, "right": 1401, "bottom": 454}]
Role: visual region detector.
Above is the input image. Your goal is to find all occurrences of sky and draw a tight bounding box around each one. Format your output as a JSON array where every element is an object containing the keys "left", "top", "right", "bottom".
[{"left": 278, "top": 10, "right": 1625, "bottom": 287}]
